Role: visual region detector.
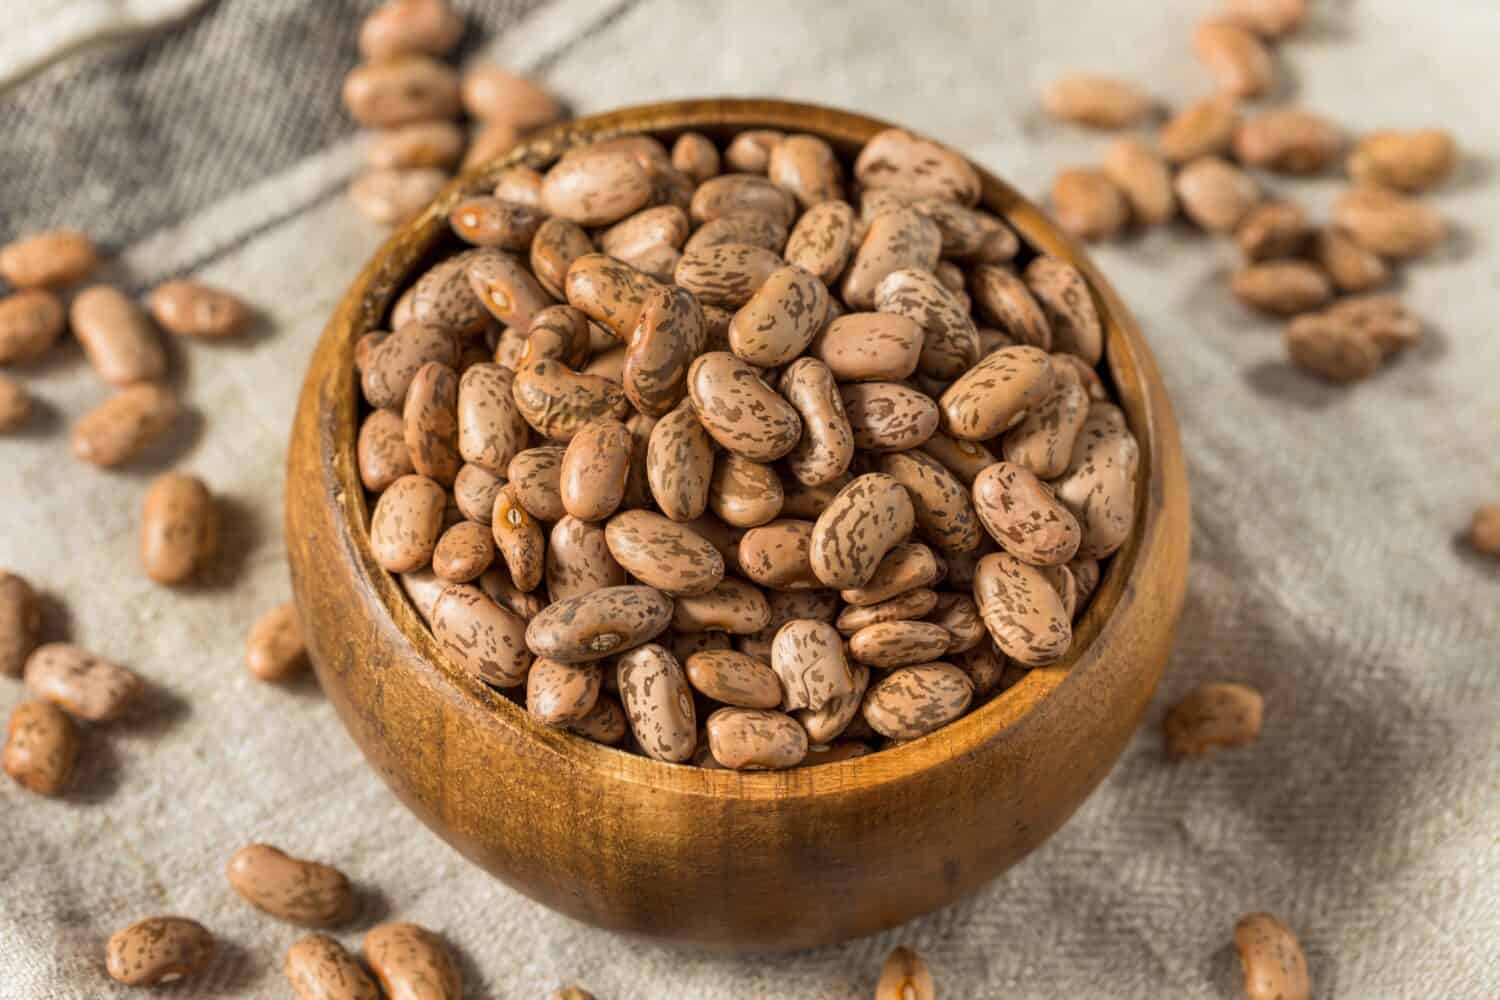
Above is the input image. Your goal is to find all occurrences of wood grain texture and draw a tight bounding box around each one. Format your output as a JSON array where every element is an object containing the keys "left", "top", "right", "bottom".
[{"left": 285, "top": 98, "right": 1191, "bottom": 952}]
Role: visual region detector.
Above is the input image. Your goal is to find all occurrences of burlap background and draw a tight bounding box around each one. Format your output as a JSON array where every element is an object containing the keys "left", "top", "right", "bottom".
[{"left": 1, "top": 1, "right": 1496, "bottom": 996}]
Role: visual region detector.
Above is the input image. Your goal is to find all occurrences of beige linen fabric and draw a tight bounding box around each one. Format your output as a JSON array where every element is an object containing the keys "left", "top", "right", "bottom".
[{"left": 1, "top": 0, "right": 1496, "bottom": 996}]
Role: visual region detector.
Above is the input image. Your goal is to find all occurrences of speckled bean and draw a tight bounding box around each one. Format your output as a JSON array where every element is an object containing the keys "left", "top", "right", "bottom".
[
  {"left": 973, "top": 462, "right": 1081, "bottom": 566},
  {"left": 849, "top": 620, "right": 952, "bottom": 668},
  {"left": 841, "top": 207, "right": 941, "bottom": 311},
  {"left": 362, "top": 322, "right": 459, "bottom": 410},
  {"left": 809, "top": 473, "right": 916, "bottom": 589},
  {"left": 878, "top": 450, "right": 980, "bottom": 555},
  {"left": 227, "top": 844, "right": 352, "bottom": 927},
  {"left": 873, "top": 266, "right": 980, "bottom": 379},
  {"left": 0, "top": 229, "right": 97, "bottom": 289},
  {"left": 371, "top": 474, "right": 446, "bottom": 572},
  {"left": 674, "top": 243, "right": 783, "bottom": 310},
  {"left": 284, "top": 933, "right": 381, "bottom": 1000},
  {"left": 70, "top": 384, "right": 177, "bottom": 466},
  {"left": 624, "top": 284, "right": 705, "bottom": 417},
  {"left": 862, "top": 662, "right": 973, "bottom": 740},
  {"left": 783, "top": 199, "right": 858, "bottom": 285},
  {"left": 1053, "top": 402, "right": 1138, "bottom": 561},
  {"left": 527, "top": 657, "right": 602, "bottom": 726},
  {"left": 70, "top": 286, "right": 166, "bottom": 386},
  {"left": 690, "top": 174, "right": 797, "bottom": 228},
  {"left": 246, "top": 602, "right": 307, "bottom": 682},
  {"left": 432, "top": 520, "right": 495, "bottom": 582},
  {"left": 604, "top": 510, "right": 723, "bottom": 595},
  {"left": 616, "top": 643, "right": 696, "bottom": 762},
  {"left": 706, "top": 707, "right": 808, "bottom": 769},
  {"left": 4, "top": 699, "right": 77, "bottom": 796},
  {"left": 686, "top": 351, "right": 801, "bottom": 461},
  {"left": 685, "top": 649, "right": 782, "bottom": 708},
  {"left": 343, "top": 56, "right": 460, "bottom": 128},
  {"left": 403, "top": 361, "right": 460, "bottom": 484},
  {"left": 106, "top": 917, "right": 215, "bottom": 986},
  {"left": 25, "top": 642, "right": 143, "bottom": 721},
  {"left": 527, "top": 585, "right": 673, "bottom": 663},
  {"left": 646, "top": 401, "right": 715, "bottom": 522},
  {"left": 430, "top": 582, "right": 532, "bottom": 686},
  {"left": 974, "top": 551, "right": 1072, "bottom": 666},
  {"left": 364, "top": 922, "right": 460, "bottom": 1000},
  {"left": 840, "top": 382, "right": 939, "bottom": 453},
  {"left": 671, "top": 578, "right": 771, "bottom": 635},
  {"left": 1234, "top": 912, "right": 1311, "bottom": 1000},
  {"left": 854, "top": 127, "right": 981, "bottom": 206},
  {"left": 938, "top": 345, "right": 1054, "bottom": 442},
  {"left": 708, "top": 453, "right": 784, "bottom": 528},
  {"left": 0, "top": 572, "right": 40, "bottom": 678},
  {"left": 511, "top": 358, "right": 629, "bottom": 441},
  {"left": 560, "top": 419, "right": 632, "bottom": 521},
  {"left": 841, "top": 541, "right": 944, "bottom": 607},
  {"left": 770, "top": 619, "right": 855, "bottom": 712},
  {"left": 140, "top": 472, "right": 218, "bottom": 584}
]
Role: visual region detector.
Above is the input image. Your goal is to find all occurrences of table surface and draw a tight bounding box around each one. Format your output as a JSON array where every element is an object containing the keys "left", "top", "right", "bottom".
[{"left": 1, "top": 1, "right": 1496, "bottom": 997}]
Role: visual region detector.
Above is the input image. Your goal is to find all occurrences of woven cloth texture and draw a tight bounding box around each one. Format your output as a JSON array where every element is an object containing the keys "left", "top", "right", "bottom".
[{"left": 0, "top": 1, "right": 1496, "bottom": 997}]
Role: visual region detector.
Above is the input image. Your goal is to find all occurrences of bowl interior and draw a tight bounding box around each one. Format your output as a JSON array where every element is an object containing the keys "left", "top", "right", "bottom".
[{"left": 328, "top": 98, "right": 1164, "bottom": 798}]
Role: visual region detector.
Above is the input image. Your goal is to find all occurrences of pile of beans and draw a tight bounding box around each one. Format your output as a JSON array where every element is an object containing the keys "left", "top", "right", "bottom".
[
  {"left": 1039, "top": 0, "right": 1454, "bottom": 387},
  {"left": 354, "top": 121, "right": 1142, "bottom": 771},
  {"left": 344, "top": 0, "right": 563, "bottom": 226}
]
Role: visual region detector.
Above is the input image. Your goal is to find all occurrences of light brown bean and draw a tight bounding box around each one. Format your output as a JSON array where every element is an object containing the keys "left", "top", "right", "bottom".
[
  {"left": 1158, "top": 93, "right": 1240, "bottom": 164},
  {"left": 560, "top": 419, "right": 632, "bottom": 521},
  {"left": 527, "top": 657, "right": 602, "bottom": 726},
  {"left": 431, "top": 582, "right": 532, "bottom": 687},
  {"left": 671, "top": 578, "right": 772, "bottom": 634},
  {"left": 876, "top": 947, "right": 936, "bottom": 1000},
  {"left": 4, "top": 699, "right": 78, "bottom": 796},
  {"left": 227, "top": 844, "right": 353, "bottom": 927},
  {"left": 461, "top": 65, "right": 559, "bottom": 129},
  {"left": 0, "top": 289, "right": 65, "bottom": 363},
  {"left": 1043, "top": 76, "right": 1153, "bottom": 128},
  {"left": 106, "top": 917, "right": 215, "bottom": 986},
  {"left": 1193, "top": 18, "right": 1274, "bottom": 97},
  {"left": 284, "top": 933, "right": 381, "bottom": 1000},
  {"left": 1050, "top": 167, "right": 1129, "bottom": 241},
  {"left": 706, "top": 707, "right": 808, "bottom": 769},
  {"left": 1176, "top": 156, "right": 1259, "bottom": 232},
  {"left": 364, "top": 922, "right": 460, "bottom": 1000},
  {"left": 0, "top": 572, "right": 40, "bottom": 678},
  {"left": 246, "top": 602, "right": 307, "bottom": 682},
  {"left": 690, "top": 174, "right": 797, "bottom": 228},
  {"left": 1164, "top": 682, "right": 1264, "bottom": 754},
  {"left": 854, "top": 127, "right": 981, "bottom": 206},
  {"left": 359, "top": 0, "right": 463, "bottom": 60},
  {"left": 974, "top": 551, "right": 1072, "bottom": 666},
  {"left": 490, "top": 483, "right": 544, "bottom": 591},
  {"left": 371, "top": 474, "right": 446, "bottom": 573},
  {"left": 0, "top": 229, "right": 97, "bottom": 289},
  {"left": 708, "top": 453, "right": 784, "bottom": 528},
  {"left": 1332, "top": 184, "right": 1446, "bottom": 259},
  {"left": 1347, "top": 128, "right": 1458, "bottom": 193},
  {"left": 1234, "top": 108, "right": 1342, "bottom": 174},
  {"left": 1235, "top": 913, "right": 1311, "bottom": 1000},
  {"left": 139, "top": 472, "right": 218, "bottom": 585},
  {"left": 939, "top": 345, "right": 1054, "bottom": 442},
  {"left": 343, "top": 56, "right": 461, "bottom": 128},
  {"left": 617, "top": 643, "right": 696, "bottom": 762},
  {"left": 351, "top": 168, "right": 447, "bottom": 226},
  {"left": 812, "top": 312, "right": 923, "bottom": 383},
  {"left": 737, "top": 520, "right": 818, "bottom": 591},
  {"left": 771, "top": 619, "right": 855, "bottom": 712},
  {"left": 863, "top": 662, "right": 973, "bottom": 740},
  {"left": 369, "top": 120, "right": 465, "bottom": 171},
  {"left": 605, "top": 510, "right": 724, "bottom": 595},
  {"left": 70, "top": 286, "right": 166, "bottom": 386},
  {"left": 1053, "top": 402, "right": 1139, "bottom": 561},
  {"left": 546, "top": 515, "right": 627, "bottom": 603},
  {"left": 71, "top": 383, "right": 178, "bottom": 467},
  {"left": 25, "top": 642, "right": 143, "bottom": 721},
  {"left": 527, "top": 585, "right": 674, "bottom": 663},
  {"left": 685, "top": 649, "right": 782, "bottom": 709}
]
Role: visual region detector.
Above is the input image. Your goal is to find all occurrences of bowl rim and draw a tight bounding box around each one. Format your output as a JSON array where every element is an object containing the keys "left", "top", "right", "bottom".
[{"left": 320, "top": 97, "right": 1174, "bottom": 801}]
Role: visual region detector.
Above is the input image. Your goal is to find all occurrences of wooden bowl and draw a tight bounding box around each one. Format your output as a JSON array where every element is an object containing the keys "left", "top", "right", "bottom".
[{"left": 286, "top": 98, "right": 1190, "bottom": 953}]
